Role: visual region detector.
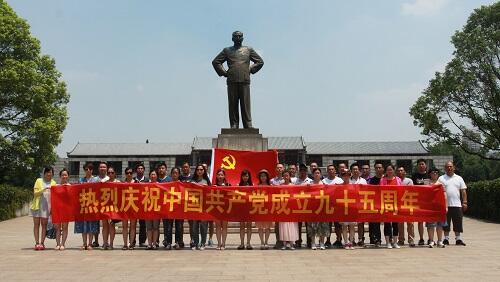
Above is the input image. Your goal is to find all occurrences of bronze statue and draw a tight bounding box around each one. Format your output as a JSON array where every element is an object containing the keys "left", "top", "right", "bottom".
[{"left": 212, "top": 31, "right": 264, "bottom": 129}]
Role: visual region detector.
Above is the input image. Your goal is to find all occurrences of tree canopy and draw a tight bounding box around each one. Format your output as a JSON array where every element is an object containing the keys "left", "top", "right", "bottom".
[
  {"left": 0, "top": 1, "right": 69, "bottom": 186},
  {"left": 410, "top": 2, "right": 500, "bottom": 161}
]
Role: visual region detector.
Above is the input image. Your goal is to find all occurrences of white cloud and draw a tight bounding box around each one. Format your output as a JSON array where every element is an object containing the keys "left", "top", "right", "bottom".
[{"left": 401, "top": 0, "right": 449, "bottom": 16}]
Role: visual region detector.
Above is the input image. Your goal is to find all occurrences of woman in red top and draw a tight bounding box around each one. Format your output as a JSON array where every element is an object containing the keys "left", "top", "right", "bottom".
[{"left": 380, "top": 164, "right": 401, "bottom": 249}]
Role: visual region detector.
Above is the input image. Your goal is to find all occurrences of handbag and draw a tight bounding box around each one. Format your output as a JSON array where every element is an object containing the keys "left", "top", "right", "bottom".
[{"left": 46, "top": 217, "right": 56, "bottom": 239}]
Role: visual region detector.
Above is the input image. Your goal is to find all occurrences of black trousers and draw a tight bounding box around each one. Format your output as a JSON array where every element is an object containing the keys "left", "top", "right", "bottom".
[
  {"left": 227, "top": 82, "right": 252, "bottom": 128},
  {"left": 138, "top": 219, "right": 147, "bottom": 244},
  {"left": 369, "top": 222, "right": 381, "bottom": 243},
  {"left": 162, "top": 219, "right": 184, "bottom": 245}
]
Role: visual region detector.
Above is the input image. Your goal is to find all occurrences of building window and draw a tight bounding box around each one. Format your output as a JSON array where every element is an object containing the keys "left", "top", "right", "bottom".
[
  {"left": 354, "top": 160, "right": 369, "bottom": 166},
  {"left": 332, "top": 160, "right": 348, "bottom": 170},
  {"left": 149, "top": 161, "right": 162, "bottom": 172},
  {"left": 280, "top": 151, "right": 300, "bottom": 166},
  {"left": 128, "top": 161, "right": 144, "bottom": 171},
  {"left": 375, "top": 159, "right": 392, "bottom": 168},
  {"left": 306, "top": 155, "right": 323, "bottom": 167},
  {"left": 396, "top": 159, "right": 413, "bottom": 174},
  {"left": 69, "top": 161, "right": 80, "bottom": 176},
  {"left": 175, "top": 156, "right": 191, "bottom": 167},
  {"left": 107, "top": 161, "right": 123, "bottom": 176}
]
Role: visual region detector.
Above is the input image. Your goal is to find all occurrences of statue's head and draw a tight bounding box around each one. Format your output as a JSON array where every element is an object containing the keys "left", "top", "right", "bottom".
[{"left": 232, "top": 31, "right": 244, "bottom": 45}]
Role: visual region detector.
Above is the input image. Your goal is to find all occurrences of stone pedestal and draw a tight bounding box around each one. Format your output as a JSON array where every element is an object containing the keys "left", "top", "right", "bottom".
[{"left": 212, "top": 128, "right": 268, "bottom": 151}]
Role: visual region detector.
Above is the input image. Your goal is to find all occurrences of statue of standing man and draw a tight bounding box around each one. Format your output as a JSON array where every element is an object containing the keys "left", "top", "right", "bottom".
[{"left": 212, "top": 31, "right": 264, "bottom": 129}]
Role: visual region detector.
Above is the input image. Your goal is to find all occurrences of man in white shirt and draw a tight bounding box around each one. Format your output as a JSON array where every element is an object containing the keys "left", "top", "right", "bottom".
[
  {"left": 348, "top": 163, "right": 367, "bottom": 246},
  {"left": 322, "top": 164, "right": 344, "bottom": 185},
  {"left": 270, "top": 163, "right": 285, "bottom": 249},
  {"left": 322, "top": 164, "right": 343, "bottom": 247},
  {"left": 294, "top": 164, "right": 312, "bottom": 248},
  {"left": 270, "top": 163, "right": 285, "bottom": 185},
  {"left": 396, "top": 166, "right": 415, "bottom": 246},
  {"left": 438, "top": 161, "right": 467, "bottom": 246},
  {"left": 288, "top": 164, "right": 298, "bottom": 184},
  {"left": 349, "top": 163, "right": 367, "bottom": 185}
]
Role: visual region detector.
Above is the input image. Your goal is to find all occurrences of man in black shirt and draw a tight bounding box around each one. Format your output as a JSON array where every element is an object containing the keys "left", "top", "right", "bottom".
[{"left": 411, "top": 158, "right": 430, "bottom": 246}]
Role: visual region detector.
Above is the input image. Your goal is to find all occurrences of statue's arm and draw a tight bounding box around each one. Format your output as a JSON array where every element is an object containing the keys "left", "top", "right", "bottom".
[
  {"left": 249, "top": 48, "right": 264, "bottom": 74},
  {"left": 212, "top": 49, "right": 228, "bottom": 77}
]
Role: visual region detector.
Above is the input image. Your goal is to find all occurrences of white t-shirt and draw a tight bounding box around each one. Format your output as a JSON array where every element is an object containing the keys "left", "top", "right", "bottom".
[
  {"left": 294, "top": 177, "right": 313, "bottom": 185},
  {"left": 401, "top": 178, "right": 414, "bottom": 186},
  {"left": 290, "top": 177, "right": 298, "bottom": 184},
  {"left": 438, "top": 173, "right": 466, "bottom": 207},
  {"left": 349, "top": 177, "right": 367, "bottom": 184},
  {"left": 322, "top": 176, "right": 344, "bottom": 185},
  {"left": 270, "top": 176, "right": 284, "bottom": 186}
]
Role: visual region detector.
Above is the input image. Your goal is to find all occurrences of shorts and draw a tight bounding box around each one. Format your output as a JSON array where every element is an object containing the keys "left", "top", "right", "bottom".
[
  {"left": 145, "top": 219, "right": 160, "bottom": 231},
  {"left": 443, "top": 207, "right": 463, "bottom": 233},
  {"left": 425, "top": 221, "right": 448, "bottom": 228}
]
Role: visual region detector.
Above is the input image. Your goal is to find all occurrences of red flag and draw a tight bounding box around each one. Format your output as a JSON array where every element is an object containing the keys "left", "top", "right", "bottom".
[{"left": 210, "top": 148, "right": 278, "bottom": 185}]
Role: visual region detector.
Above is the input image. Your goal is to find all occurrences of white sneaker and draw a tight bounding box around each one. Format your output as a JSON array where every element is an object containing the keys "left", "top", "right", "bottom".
[
  {"left": 386, "top": 243, "right": 393, "bottom": 249},
  {"left": 428, "top": 241, "right": 435, "bottom": 248},
  {"left": 320, "top": 243, "right": 325, "bottom": 250},
  {"left": 392, "top": 243, "right": 400, "bottom": 249},
  {"left": 437, "top": 241, "right": 445, "bottom": 248},
  {"left": 311, "top": 245, "right": 317, "bottom": 250}
]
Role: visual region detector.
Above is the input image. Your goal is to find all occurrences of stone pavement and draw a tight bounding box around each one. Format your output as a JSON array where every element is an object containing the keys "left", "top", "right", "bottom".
[{"left": 0, "top": 216, "right": 499, "bottom": 281}]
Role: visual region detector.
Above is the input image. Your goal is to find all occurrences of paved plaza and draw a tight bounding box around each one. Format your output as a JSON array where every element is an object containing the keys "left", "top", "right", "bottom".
[{"left": 0, "top": 216, "right": 499, "bottom": 281}]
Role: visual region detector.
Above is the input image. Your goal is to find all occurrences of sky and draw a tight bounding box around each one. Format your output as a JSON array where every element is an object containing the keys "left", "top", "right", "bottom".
[{"left": 7, "top": 0, "right": 497, "bottom": 156}]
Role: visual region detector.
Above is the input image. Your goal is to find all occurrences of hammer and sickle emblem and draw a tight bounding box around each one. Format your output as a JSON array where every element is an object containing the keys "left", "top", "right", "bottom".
[{"left": 220, "top": 154, "right": 236, "bottom": 170}]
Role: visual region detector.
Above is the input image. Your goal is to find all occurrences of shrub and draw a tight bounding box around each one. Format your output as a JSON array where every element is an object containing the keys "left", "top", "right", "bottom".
[
  {"left": 0, "top": 184, "right": 33, "bottom": 221},
  {"left": 466, "top": 178, "right": 500, "bottom": 223}
]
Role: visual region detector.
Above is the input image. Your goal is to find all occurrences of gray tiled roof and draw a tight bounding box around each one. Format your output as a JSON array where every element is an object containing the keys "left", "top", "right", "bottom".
[
  {"left": 191, "top": 136, "right": 305, "bottom": 150},
  {"left": 269, "top": 137, "right": 305, "bottom": 150},
  {"left": 67, "top": 142, "right": 192, "bottom": 157},
  {"left": 306, "top": 141, "right": 428, "bottom": 155}
]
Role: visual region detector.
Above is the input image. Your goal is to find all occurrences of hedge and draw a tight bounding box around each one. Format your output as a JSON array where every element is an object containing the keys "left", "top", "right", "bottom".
[
  {"left": 466, "top": 178, "right": 500, "bottom": 223},
  {"left": 0, "top": 184, "right": 33, "bottom": 221}
]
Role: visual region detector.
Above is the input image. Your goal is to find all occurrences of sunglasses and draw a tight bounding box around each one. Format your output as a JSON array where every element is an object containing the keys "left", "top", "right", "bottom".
[
  {"left": 126, "top": 171, "right": 133, "bottom": 175},
  {"left": 85, "top": 168, "right": 92, "bottom": 171},
  {"left": 107, "top": 171, "right": 115, "bottom": 174}
]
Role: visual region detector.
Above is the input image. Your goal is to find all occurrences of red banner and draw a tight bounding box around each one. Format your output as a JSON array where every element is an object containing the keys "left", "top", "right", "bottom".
[
  {"left": 210, "top": 148, "right": 278, "bottom": 185},
  {"left": 50, "top": 182, "right": 446, "bottom": 224}
]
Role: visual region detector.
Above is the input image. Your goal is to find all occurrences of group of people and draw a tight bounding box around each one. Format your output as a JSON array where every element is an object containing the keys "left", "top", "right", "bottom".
[{"left": 30, "top": 159, "right": 468, "bottom": 251}]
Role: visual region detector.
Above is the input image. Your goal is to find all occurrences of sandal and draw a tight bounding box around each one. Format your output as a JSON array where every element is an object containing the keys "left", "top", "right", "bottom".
[
  {"left": 122, "top": 246, "right": 128, "bottom": 250},
  {"left": 59, "top": 246, "right": 65, "bottom": 251},
  {"left": 237, "top": 245, "right": 245, "bottom": 250},
  {"left": 39, "top": 244, "right": 45, "bottom": 250},
  {"left": 86, "top": 245, "right": 93, "bottom": 250},
  {"left": 246, "top": 244, "right": 253, "bottom": 250},
  {"left": 34, "top": 244, "right": 40, "bottom": 251}
]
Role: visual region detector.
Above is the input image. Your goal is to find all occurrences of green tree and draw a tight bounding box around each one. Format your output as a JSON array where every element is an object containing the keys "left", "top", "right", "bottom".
[
  {"left": 0, "top": 1, "right": 69, "bottom": 186},
  {"left": 428, "top": 141, "right": 500, "bottom": 182},
  {"left": 410, "top": 2, "right": 500, "bottom": 160}
]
